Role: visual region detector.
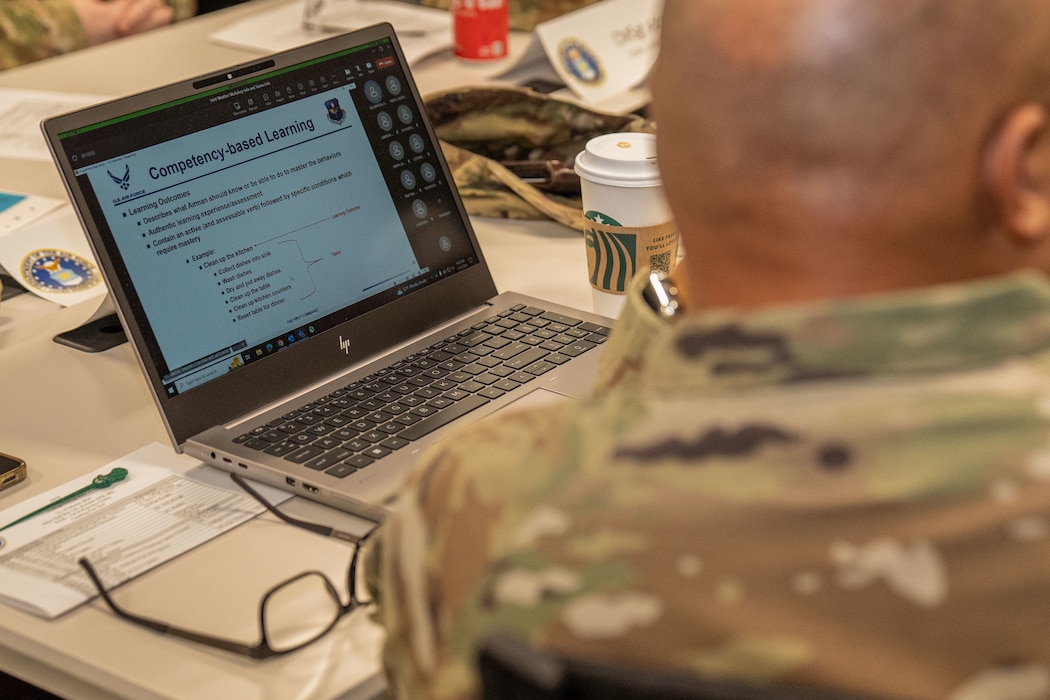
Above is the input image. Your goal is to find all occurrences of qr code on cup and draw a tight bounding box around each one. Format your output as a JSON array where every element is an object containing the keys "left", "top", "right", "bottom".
[{"left": 649, "top": 251, "right": 672, "bottom": 274}]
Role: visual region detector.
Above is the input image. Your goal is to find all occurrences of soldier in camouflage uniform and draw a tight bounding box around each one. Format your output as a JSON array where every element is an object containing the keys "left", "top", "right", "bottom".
[
  {"left": 364, "top": 1, "right": 1050, "bottom": 698},
  {"left": 0, "top": 0, "right": 196, "bottom": 71}
]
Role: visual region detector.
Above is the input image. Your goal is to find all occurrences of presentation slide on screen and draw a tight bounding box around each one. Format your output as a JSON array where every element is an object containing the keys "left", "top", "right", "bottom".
[{"left": 79, "top": 90, "right": 418, "bottom": 376}]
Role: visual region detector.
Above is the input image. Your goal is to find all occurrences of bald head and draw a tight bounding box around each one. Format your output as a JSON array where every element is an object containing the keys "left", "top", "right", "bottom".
[{"left": 653, "top": 0, "right": 1050, "bottom": 307}]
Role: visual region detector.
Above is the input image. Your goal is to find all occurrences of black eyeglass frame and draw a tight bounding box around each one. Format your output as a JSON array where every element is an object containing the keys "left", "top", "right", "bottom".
[{"left": 78, "top": 472, "right": 378, "bottom": 659}]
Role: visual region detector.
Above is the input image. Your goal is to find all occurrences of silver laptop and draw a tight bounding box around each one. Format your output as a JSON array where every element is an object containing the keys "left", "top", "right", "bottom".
[{"left": 42, "top": 24, "right": 612, "bottom": 521}]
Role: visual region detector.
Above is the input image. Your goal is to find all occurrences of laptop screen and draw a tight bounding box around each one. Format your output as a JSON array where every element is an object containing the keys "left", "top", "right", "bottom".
[{"left": 54, "top": 36, "right": 479, "bottom": 398}]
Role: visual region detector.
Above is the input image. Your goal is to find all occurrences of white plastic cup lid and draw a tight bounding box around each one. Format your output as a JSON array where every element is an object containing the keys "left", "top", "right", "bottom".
[{"left": 574, "top": 132, "right": 661, "bottom": 188}]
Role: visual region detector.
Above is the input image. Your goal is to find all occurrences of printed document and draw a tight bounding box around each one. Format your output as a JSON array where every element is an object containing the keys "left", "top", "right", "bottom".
[
  {"left": 0, "top": 443, "right": 289, "bottom": 619},
  {"left": 0, "top": 88, "right": 105, "bottom": 162}
]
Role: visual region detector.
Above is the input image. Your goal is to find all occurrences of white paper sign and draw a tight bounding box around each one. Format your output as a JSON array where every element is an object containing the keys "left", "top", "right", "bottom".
[
  {"left": 0, "top": 205, "right": 108, "bottom": 307},
  {"left": 501, "top": 0, "right": 662, "bottom": 107}
]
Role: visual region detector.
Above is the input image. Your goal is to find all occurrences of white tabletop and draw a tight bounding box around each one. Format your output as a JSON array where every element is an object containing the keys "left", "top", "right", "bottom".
[{"left": 0, "top": 2, "right": 593, "bottom": 697}]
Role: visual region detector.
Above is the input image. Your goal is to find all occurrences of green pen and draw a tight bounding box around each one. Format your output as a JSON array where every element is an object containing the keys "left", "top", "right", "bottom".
[{"left": 0, "top": 468, "right": 129, "bottom": 532}]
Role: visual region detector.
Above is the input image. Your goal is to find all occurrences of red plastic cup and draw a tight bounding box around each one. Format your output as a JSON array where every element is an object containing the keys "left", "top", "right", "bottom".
[{"left": 452, "top": 0, "right": 508, "bottom": 61}]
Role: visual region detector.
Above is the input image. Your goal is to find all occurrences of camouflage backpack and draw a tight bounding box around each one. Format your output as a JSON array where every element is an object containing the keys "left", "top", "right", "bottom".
[{"left": 424, "top": 86, "right": 652, "bottom": 228}]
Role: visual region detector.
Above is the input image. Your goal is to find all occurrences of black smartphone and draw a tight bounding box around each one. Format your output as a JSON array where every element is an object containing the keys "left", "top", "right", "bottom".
[{"left": 0, "top": 453, "right": 27, "bottom": 492}]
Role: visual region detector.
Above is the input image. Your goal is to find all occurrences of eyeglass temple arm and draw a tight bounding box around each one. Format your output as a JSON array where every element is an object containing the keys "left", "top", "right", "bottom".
[
  {"left": 230, "top": 472, "right": 374, "bottom": 544},
  {"left": 77, "top": 558, "right": 269, "bottom": 658}
]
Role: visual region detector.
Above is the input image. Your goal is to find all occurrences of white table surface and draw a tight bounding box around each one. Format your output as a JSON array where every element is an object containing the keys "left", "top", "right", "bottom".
[{"left": 0, "top": 1, "right": 594, "bottom": 697}]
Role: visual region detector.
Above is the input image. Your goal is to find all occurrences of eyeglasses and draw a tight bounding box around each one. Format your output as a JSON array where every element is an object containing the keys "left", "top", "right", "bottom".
[{"left": 78, "top": 472, "right": 378, "bottom": 659}]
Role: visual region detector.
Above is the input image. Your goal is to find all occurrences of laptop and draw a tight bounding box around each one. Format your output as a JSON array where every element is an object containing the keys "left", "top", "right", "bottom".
[{"left": 42, "top": 24, "right": 613, "bottom": 521}]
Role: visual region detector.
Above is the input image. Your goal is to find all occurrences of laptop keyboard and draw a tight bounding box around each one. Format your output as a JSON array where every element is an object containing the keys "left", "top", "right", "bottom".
[{"left": 233, "top": 304, "right": 610, "bottom": 479}]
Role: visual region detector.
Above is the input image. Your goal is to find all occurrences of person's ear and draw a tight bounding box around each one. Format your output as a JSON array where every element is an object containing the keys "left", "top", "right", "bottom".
[{"left": 982, "top": 103, "right": 1050, "bottom": 244}]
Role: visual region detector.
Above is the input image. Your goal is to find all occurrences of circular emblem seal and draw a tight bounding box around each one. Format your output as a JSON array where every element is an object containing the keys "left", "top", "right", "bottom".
[
  {"left": 20, "top": 249, "right": 101, "bottom": 293},
  {"left": 559, "top": 38, "right": 604, "bottom": 86}
]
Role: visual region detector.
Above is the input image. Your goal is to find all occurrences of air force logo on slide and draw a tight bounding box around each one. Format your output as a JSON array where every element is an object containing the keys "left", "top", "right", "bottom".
[{"left": 108, "top": 164, "right": 131, "bottom": 191}]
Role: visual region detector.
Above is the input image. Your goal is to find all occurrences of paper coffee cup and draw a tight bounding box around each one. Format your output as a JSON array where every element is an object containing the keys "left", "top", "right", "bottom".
[{"left": 574, "top": 133, "right": 678, "bottom": 318}]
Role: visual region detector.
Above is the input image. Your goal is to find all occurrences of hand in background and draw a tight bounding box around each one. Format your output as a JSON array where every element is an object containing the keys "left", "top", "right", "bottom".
[{"left": 70, "top": 0, "right": 175, "bottom": 45}]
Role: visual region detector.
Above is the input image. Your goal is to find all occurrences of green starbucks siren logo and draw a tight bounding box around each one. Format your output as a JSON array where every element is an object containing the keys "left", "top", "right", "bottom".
[{"left": 584, "top": 210, "right": 636, "bottom": 293}]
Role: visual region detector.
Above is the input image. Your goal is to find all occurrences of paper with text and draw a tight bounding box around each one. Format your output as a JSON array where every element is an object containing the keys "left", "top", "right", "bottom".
[
  {"left": 211, "top": 0, "right": 450, "bottom": 64},
  {"left": 0, "top": 89, "right": 106, "bottom": 162},
  {"left": 0, "top": 443, "right": 289, "bottom": 619}
]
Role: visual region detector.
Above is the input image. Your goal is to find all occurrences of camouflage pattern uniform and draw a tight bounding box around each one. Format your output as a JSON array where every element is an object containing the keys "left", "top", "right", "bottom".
[
  {"left": 425, "top": 86, "right": 651, "bottom": 227},
  {"left": 0, "top": 0, "right": 196, "bottom": 71},
  {"left": 366, "top": 271, "right": 1050, "bottom": 700},
  {"left": 419, "top": 0, "right": 602, "bottom": 32}
]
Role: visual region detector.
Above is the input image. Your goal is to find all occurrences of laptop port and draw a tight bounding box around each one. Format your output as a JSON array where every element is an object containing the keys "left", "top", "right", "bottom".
[
  {"left": 286, "top": 477, "right": 296, "bottom": 487},
  {"left": 303, "top": 483, "right": 319, "bottom": 494}
]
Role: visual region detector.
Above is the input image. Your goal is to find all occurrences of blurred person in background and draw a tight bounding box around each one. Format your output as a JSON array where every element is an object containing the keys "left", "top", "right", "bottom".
[
  {"left": 365, "top": 0, "right": 1050, "bottom": 698},
  {"left": 0, "top": 0, "right": 197, "bottom": 71}
]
